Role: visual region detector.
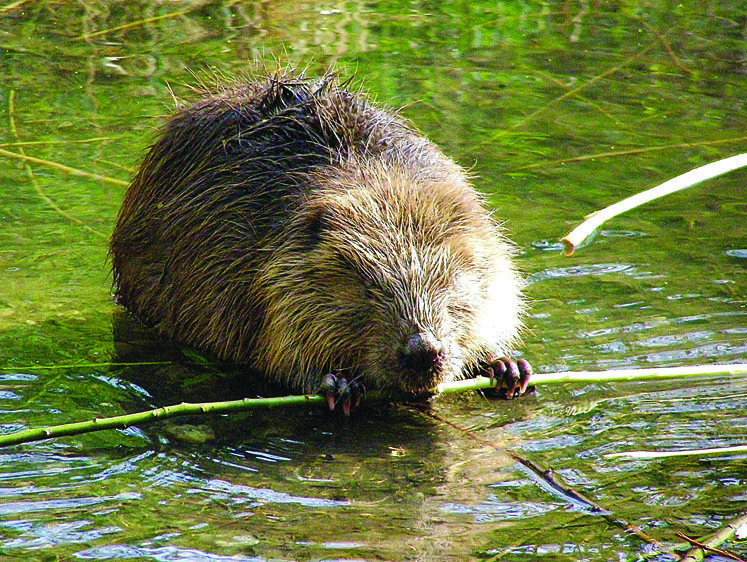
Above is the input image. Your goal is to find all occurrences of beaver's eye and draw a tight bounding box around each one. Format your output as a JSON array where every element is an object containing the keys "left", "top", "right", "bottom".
[
  {"left": 361, "top": 271, "right": 397, "bottom": 301},
  {"left": 360, "top": 271, "right": 377, "bottom": 292},
  {"left": 353, "top": 261, "right": 376, "bottom": 290},
  {"left": 335, "top": 254, "right": 379, "bottom": 296}
]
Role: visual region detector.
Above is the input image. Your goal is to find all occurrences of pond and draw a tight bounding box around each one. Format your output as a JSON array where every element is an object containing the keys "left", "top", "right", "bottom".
[{"left": 1, "top": 2, "right": 746, "bottom": 560}]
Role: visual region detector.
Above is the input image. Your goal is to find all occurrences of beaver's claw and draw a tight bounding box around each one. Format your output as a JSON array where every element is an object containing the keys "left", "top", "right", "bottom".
[
  {"left": 319, "top": 373, "right": 365, "bottom": 415},
  {"left": 481, "top": 357, "right": 533, "bottom": 399}
]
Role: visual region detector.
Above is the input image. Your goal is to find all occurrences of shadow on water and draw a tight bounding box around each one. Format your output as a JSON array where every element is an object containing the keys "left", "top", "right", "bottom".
[
  {"left": 111, "top": 307, "right": 272, "bottom": 403},
  {"left": 101, "top": 311, "right": 474, "bottom": 560},
  {"left": 109, "top": 307, "right": 443, "bottom": 453}
]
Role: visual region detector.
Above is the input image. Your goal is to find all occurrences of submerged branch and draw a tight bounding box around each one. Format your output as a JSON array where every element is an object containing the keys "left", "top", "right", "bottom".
[
  {"left": 0, "top": 0, "right": 31, "bottom": 13},
  {"left": 0, "top": 147, "right": 128, "bottom": 187},
  {"left": 478, "top": 42, "right": 655, "bottom": 147},
  {"left": 679, "top": 512, "right": 747, "bottom": 562},
  {"left": 561, "top": 153, "right": 747, "bottom": 256},
  {"left": 6, "top": 91, "right": 110, "bottom": 239},
  {"left": 2, "top": 363, "right": 746, "bottom": 449}
]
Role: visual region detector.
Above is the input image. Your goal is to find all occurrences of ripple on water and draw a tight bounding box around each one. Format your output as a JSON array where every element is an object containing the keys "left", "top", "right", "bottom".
[
  {"left": 0, "top": 451, "right": 98, "bottom": 483},
  {"left": 0, "top": 520, "right": 122, "bottom": 551},
  {"left": 0, "top": 492, "right": 142, "bottom": 517},
  {"left": 440, "top": 498, "right": 558, "bottom": 522},
  {"left": 188, "top": 478, "right": 349, "bottom": 509},
  {"left": 527, "top": 263, "right": 636, "bottom": 284},
  {"left": 74, "top": 543, "right": 265, "bottom": 561}
]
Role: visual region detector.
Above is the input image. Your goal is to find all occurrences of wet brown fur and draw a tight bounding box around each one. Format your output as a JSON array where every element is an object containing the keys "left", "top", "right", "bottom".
[{"left": 110, "top": 70, "right": 526, "bottom": 393}]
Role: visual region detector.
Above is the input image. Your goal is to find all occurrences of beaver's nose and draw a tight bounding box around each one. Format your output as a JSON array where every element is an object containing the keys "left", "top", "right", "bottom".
[{"left": 399, "top": 332, "right": 444, "bottom": 373}]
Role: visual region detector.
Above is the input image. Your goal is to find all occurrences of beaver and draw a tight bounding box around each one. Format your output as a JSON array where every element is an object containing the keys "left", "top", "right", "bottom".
[{"left": 110, "top": 70, "right": 532, "bottom": 410}]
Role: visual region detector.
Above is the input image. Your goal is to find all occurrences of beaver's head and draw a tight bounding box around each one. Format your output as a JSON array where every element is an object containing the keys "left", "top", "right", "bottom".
[{"left": 255, "top": 160, "right": 525, "bottom": 394}]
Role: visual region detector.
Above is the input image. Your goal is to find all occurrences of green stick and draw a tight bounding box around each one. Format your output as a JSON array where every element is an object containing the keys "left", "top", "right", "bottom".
[
  {"left": 561, "top": 153, "right": 747, "bottom": 256},
  {"left": 2, "top": 363, "right": 746, "bottom": 448},
  {"left": 0, "top": 394, "right": 326, "bottom": 448}
]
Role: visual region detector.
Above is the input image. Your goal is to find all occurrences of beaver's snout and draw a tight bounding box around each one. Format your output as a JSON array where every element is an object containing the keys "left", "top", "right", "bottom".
[{"left": 399, "top": 331, "right": 445, "bottom": 378}]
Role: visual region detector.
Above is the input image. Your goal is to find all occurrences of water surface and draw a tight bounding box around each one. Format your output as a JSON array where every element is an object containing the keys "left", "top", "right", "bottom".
[{"left": 1, "top": 2, "right": 745, "bottom": 560}]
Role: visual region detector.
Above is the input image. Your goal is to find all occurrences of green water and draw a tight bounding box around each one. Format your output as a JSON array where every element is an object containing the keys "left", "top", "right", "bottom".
[{"left": 1, "top": 2, "right": 746, "bottom": 560}]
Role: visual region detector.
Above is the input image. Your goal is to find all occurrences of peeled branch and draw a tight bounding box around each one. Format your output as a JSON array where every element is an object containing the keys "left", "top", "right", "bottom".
[{"left": 561, "top": 153, "right": 747, "bottom": 256}]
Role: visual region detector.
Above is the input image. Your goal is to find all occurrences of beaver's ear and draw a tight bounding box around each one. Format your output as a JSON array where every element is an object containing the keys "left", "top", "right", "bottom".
[{"left": 304, "top": 205, "right": 331, "bottom": 247}]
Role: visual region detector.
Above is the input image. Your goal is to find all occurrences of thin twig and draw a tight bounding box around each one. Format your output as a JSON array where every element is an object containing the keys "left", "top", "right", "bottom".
[
  {"left": 2, "top": 361, "right": 173, "bottom": 371},
  {"left": 678, "top": 512, "right": 747, "bottom": 562},
  {"left": 437, "top": 363, "right": 747, "bottom": 394},
  {"left": 421, "top": 406, "right": 675, "bottom": 555},
  {"left": 517, "top": 136, "right": 747, "bottom": 170},
  {"left": 477, "top": 42, "right": 655, "bottom": 148},
  {"left": 76, "top": 9, "right": 195, "bottom": 41},
  {"left": 637, "top": 18, "right": 694, "bottom": 76},
  {"left": 677, "top": 532, "right": 746, "bottom": 562},
  {"left": 537, "top": 70, "right": 622, "bottom": 126},
  {"left": 0, "top": 394, "right": 328, "bottom": 448},
  {"left": 0, "top": 0, "right": 31, "bottom": 13},
  {"left": 0, "top": 137, "right": 115, "bottom": 148}
]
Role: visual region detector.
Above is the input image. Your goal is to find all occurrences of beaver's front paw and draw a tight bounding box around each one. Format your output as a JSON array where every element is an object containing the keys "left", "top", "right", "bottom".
[
  {"left": 480, "top": 357, "right": 533, "bottom": 399},
  {"left": 319, "top": 373, "right": 366, "bottom": 415}
]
